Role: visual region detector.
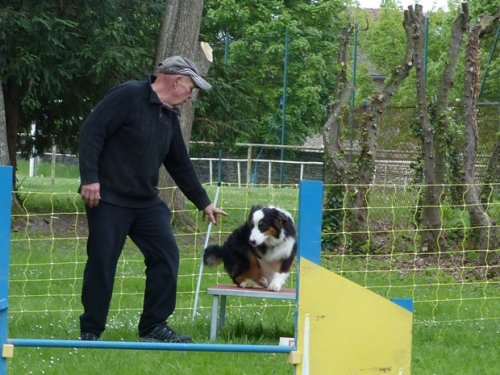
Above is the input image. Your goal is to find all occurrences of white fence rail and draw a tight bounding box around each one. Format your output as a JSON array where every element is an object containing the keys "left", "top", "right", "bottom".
[
  {"left": 190, "top": 157, "right": 324, "bottom": 187},
  {"left": 21, "top": 151, "right": 490, "bottom": 187}
]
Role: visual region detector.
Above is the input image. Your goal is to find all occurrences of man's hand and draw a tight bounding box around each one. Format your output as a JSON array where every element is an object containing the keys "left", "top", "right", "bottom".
[
  {"left": 203, "top": 203, "right": 228, "bottom": 225},
  {"left": 80, "top": 183, "right": 101, "bottom": 207}
]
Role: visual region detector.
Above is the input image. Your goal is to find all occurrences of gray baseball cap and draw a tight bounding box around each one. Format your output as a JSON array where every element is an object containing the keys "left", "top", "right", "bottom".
[{"left": 158, "top": 56, "right": 212, "bottom": 90}]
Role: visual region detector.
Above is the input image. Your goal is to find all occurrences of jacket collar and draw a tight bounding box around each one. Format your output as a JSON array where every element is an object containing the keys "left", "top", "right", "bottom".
[{"left": 148, "top": 75, "right": 181, "bottom": 116}]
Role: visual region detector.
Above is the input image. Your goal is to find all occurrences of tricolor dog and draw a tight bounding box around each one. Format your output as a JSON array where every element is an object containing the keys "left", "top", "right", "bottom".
[{"left": 203, "top": 206, "right": 297, "bottom": 292}]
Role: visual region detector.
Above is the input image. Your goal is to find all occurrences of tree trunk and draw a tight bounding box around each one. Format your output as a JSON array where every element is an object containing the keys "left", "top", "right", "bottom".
[
  {"left": 321, "top": 24, "right": 354, "bottom": 251},
  {"left": 433, "top": 3, "right": 468, "bottom": 196},
  {"left": 412, "top": 4, "right": 443, "bottom": 253},
  {"left": 463, "top": 13, "right": 499, "bottom": 270},
  {"left": 3, "top": 79, "right": 25, "bottom": 213},
  {"left": 3, "top": 78, "right": 20, "bottom": 184},
  {"left": 322, "top": 24, "right": 354, "bottom": 184},
  {"left": 347, "top": 4, "right": 417, "bottom": 250},
  {"left": 322, "top": 9, "right": 417, "bottom": 252},
  {"left": 154, "top": 0, "right": 212, "bottom": 226},
  {"left": 480, "top": 140, "right": 499, "bottom": 205},
  {"left": 1, "top": 80, "right": 25, "bottom": 215},
  {"left": 0, "top": 82, "right": 9, "bottom": 166}
]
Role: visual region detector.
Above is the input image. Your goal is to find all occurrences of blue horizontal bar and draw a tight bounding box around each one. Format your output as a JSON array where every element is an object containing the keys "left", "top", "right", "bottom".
[{"left": 8, "top": 339, "right": 295, "bottom": 353}]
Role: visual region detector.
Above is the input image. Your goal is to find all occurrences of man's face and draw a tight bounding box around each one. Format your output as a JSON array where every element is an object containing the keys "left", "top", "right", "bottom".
[{"left": 174, "top": 76, "right": 197, "bottom": 105}]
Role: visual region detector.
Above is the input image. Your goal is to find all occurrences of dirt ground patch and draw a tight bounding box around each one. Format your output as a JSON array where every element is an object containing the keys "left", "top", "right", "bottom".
[{"left": 12, "top": 213, "right": 89, "bottom": 237}]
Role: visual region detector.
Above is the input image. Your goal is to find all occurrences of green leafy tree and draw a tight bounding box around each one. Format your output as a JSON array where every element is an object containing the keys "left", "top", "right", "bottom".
[
  {"left": 0, "top": 0, "right": 161, "bottom": 184},
  {"left": 194, "top": 0, "right": 348, "bottom": 150},
  {"left": 358, "top": 1, "right": 499, "bottom": 104}
]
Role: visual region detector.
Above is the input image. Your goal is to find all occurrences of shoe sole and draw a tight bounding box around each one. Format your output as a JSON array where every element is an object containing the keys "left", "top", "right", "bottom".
[
  {"left": 139, "top": 337, "right": 192, "bottom": 343},
  {"left": 79, "top": 334, "right": 100, "bottom": 341}
]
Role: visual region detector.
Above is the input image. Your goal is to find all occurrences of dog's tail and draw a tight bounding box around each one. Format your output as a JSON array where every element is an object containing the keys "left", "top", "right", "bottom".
[{"left": 203, "top": 245, "right": 225, "bottom": 266}]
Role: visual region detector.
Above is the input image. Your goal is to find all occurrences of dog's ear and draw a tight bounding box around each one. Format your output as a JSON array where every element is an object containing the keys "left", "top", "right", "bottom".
[{"left": 274, "top": 209, "right": 290, "bottom": 228}]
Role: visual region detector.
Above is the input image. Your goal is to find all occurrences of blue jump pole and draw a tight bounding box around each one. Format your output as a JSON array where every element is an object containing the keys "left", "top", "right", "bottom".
[
  {"left": 7, "top": 339, "right": 294, "bottom": 353},
  {"left": 0, "top": 166, "right": 13, "bottom": 375}
]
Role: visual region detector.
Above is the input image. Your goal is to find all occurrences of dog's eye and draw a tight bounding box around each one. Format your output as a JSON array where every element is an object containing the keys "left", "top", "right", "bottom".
[{"left": 258, "top": 220, "right": 265, "bottom": 230}]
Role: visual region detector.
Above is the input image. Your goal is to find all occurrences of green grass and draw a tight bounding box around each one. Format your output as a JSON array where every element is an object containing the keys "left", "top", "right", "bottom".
[
  {"left": 4, "top": 162, "right": 499, "bottom": 374},
  {"left": 16, "top": 158, "right": 80, "bottom": 180}
]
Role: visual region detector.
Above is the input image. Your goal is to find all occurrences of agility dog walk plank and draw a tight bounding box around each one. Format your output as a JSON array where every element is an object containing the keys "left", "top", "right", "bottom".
[
  {"left": 206, "top": 285, "right": 296, "bottom": 340},
  {"left": 295, "top": 258, "right": 413, "bottom": 375}
]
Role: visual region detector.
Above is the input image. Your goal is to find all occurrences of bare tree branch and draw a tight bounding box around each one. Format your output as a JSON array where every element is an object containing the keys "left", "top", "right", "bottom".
[
  {"left": 322, "top": 10, "right": 419, "bottom": 252},
  {"left": 322, "top": 23, "right": 355, "bottom": 182},
  {"left": 433, "top": 3, "right": 469, "bottom": 190},
  {"left": 342, "top": 7, "right": 421, "bottom": 251},
  {"left": 463, "top": 11, "right": 499, "bottom": 269},
  {"left": 373, "top": 8, "right": 415, "bottom": 109},
  {"left": 411, "top": 4, "right": 444, "bottom": 252}
]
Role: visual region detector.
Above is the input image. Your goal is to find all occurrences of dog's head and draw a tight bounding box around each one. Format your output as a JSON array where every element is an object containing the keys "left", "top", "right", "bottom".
[{"left": 247, "top": 205, "right": 295, "bottom": 247}]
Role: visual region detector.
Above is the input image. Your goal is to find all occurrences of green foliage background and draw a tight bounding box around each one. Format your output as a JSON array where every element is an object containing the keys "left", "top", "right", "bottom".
[
  {"left": 352, "top": 0, "right": 499, "bottom": 106},
  {"left": 1, "top": 0, "right": 498, "bottom": 158},
  {"left": 0, "top": 0, "right": 162, "bottom": 155},
  {"left": 194, "top": 0, "right": 348, "bottom": 149}
]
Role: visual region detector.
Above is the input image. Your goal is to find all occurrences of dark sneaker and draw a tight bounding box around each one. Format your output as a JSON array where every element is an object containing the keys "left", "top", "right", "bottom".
[
  {"left": 139, "top": 325, "right": 192, "bottom": 343},
  {"left": 79, "top": 332, "right": 100, "bottom": 341}
]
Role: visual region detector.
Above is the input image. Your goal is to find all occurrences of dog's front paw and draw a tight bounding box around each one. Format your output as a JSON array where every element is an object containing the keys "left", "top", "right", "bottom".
[
  {"left": 267, "top": 282, "right": 282, "bottom": 292},
  {"left": 267, "top": 273, "right": 288, "bottom": 292}
]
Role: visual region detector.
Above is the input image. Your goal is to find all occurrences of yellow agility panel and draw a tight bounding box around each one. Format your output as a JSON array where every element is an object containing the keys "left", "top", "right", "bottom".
[{"left": 296, "top": 258, "right": 413, "bottom": 375}]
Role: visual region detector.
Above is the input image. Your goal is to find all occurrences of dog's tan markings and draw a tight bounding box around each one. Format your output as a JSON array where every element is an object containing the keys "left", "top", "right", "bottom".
[
  {"left": 264, "top": 227, "right": 278, "bottom": 238},
  {"left": 255, "top": 276, "right": 269, "bottom": 288},
  {"left": 234, "top": 273, "right": 250, "bottom": 285},
  {"left": 258, "top": 259, "right": 282, "bottom": 273},
  {"left": 235, "top": 255, "right": 268, "bottom": 288},
  {"left": 268, "top": 260, "right": 282, "bottom": 273}
]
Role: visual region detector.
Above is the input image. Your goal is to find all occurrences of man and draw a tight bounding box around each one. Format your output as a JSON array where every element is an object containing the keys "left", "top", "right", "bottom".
[{"left": 78, "top": 56, "right": 227, "bottom": 343}]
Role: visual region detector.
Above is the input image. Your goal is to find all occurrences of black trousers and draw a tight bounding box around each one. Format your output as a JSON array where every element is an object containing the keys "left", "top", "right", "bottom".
[{"left": 79, "top": 201, "right": 179, "bottom": 337}]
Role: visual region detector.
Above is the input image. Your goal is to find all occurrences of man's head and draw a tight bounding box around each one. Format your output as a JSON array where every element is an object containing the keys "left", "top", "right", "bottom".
[{"left": 157, "top": 56, "right": 211, "bottom": 90}]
